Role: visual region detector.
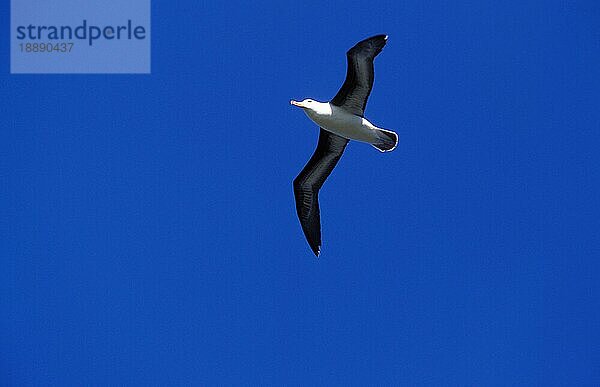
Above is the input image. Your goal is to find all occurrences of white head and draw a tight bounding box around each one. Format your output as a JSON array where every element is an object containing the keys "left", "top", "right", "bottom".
[{"left": 290, "top": 98, "right": 331, "bottom": 116}]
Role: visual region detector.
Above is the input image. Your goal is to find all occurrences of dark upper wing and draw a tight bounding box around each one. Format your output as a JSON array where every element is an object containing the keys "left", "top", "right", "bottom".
[
  {"left": 330, "top": 34, "right": 388, "bottom": 116},
  {"left": 293, "top": 129, "right": 349, "bottom": 256}
]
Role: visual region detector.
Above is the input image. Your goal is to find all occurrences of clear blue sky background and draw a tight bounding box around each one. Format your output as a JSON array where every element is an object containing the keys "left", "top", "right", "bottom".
[{"left": 2, "top": 0, "right": 599, "bottom": 385}]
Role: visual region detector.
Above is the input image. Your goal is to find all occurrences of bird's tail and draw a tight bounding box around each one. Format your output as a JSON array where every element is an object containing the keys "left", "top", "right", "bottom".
[{"left": 372, "top": 128, "right": 398, "bottom": 152}]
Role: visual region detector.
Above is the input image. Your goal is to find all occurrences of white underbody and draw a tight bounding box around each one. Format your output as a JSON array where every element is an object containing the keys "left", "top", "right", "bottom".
[{"left": 304, "top": 103, "right": 381, "bottom": 144}]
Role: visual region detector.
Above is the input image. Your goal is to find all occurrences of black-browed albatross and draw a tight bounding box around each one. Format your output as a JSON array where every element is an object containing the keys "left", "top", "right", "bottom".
[{"left": 291, "top": 34, "right": 397, "bottom": 257}]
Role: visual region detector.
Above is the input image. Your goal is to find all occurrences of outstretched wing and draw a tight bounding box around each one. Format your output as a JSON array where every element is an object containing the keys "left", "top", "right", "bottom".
[
  {"left": 330, "top": 34, "right": 388, "bottom": 116},
  {"left": 293, "top": 129, "right": 349, "bottom": 256}
]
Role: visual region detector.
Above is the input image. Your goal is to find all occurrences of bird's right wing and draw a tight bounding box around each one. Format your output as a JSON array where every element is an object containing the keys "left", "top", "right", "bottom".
[
  {"left": 293, "top": 129, "right": 349, "bottom": 256},
  {"left": 330, "top": 34, "right": 388, "bottom": 116}
]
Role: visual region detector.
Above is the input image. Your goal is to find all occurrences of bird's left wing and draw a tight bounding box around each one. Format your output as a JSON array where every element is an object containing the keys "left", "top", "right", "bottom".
[
  {"left": 330, "top": 34, "right": 388, "bottom": 116},
  {"left": 293, "top": 129, "right": 349, "bottom": 256}
]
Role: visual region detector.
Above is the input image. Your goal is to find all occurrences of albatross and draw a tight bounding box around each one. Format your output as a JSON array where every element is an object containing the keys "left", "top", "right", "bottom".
[{"left": 291, "top": 34, "right": 397, "bottom": 257}]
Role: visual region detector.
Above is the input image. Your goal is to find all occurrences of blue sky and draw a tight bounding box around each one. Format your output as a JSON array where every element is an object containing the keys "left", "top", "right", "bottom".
[{"left": 2, "top": 0, "right": 599, "bottom": 385}]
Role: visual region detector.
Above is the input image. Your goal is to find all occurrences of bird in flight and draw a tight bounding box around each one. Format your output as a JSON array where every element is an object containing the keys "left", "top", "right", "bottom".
[{"left": 291, "top": 34, "right": 397, "bottom": 257}]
